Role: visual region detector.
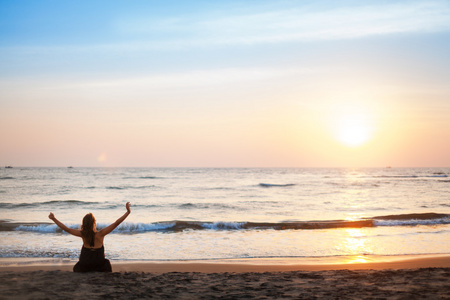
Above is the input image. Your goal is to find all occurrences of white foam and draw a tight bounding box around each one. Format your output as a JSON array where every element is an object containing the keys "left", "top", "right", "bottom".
[
  {"left": 112, "top": 222, "right": 176, "bottom": 233},
  {"left": 374, "top": 218, "right": 450, "bottom": 227},
  {"left": 14, "top": 224, "right": 79, "bottom": 233},
  {"left": 202, "top": 222, "right": 245, "bottom": 230}
]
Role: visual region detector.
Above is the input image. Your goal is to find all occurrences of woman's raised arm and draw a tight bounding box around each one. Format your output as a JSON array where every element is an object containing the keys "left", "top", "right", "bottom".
[
  {"left": 48, "top": 213, "right": 82, "bottom": 237},
  {"left": 98, "top": 202, "right": 131, "bottom": 237}
]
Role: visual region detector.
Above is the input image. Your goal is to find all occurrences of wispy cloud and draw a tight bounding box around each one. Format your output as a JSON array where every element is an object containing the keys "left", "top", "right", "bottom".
[
  {"left": 3, "top": 1, "right": 449, "bottom": 56},
  {"left": 38, "top": 66, "right": 316, "bottom": 91},
  {"left": 117, "top": 0, "right": 450, "bottom": 46}
]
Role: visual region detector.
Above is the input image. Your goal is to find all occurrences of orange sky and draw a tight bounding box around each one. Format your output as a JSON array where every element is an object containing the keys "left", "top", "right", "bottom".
[{"left": 1, "top": 1, "right": 450, "bottom": 167}]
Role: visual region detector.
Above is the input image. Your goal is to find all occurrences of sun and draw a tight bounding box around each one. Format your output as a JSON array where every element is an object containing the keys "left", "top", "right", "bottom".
[
  {"left": 336, "top": 117, "right": 372, "bottom": 147},
  {"left": 330, "top": 102, "right": 375, "bottom": 147}
]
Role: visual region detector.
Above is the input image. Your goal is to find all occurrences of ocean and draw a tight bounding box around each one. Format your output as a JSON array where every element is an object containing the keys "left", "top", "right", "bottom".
[{"left": 1, "top": 167, "right": 449, "bottom": 263}]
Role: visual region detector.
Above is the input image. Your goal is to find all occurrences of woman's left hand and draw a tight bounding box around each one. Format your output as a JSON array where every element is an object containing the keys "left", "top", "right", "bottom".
[{"left": 48, "top": 212, "right": 55, "bottom": 220}]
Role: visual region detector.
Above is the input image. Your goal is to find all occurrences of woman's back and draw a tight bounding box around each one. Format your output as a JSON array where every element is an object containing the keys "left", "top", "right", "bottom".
[
  {"left": 49, "top": 202, "right": 131, "bottom": 272},
  {"left": 82, "top": 232, "right": 105, "bottom": 249}
]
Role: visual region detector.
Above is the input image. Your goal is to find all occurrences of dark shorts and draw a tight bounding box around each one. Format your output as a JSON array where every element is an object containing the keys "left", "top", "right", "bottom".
[{"left": 73, "top": 245, "right": 112, "bottom": 273}]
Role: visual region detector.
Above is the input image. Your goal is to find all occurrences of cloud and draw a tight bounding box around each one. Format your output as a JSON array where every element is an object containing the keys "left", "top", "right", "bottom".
[
  {"left": 117, "top": 0, "right": 450, "bottom": 46},
  {"left": 39, "top": 66, "right": 315, "bottom": 91},
  {"left": 2, "top": 1, "right": 449, "bottom": 56},
  {"left": 1, "top": 0, "right": 449, "bottom": 68}
]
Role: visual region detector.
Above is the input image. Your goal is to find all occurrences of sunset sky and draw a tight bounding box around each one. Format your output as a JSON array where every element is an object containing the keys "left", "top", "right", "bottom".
[{"left": 1, "top": 0, "right": 450, "bottom": 167}]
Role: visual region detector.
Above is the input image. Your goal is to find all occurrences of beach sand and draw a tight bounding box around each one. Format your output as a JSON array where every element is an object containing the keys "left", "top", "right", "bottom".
[{"left": 1, "top": 255, "right": 449, "bottom": 299}]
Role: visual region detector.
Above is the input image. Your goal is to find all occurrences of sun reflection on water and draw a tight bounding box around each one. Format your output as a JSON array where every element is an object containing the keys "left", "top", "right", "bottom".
[
  {"left": 347, "top": 255, "right": 370, "bottom": 264},
  {"left": 338, "top": 228, "right": 374, "bottom": 262}
]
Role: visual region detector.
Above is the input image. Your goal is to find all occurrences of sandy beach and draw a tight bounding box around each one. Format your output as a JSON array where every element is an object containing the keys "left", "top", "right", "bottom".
[{"left": 1, "top": 255, "right": 449, "bottom": 299}]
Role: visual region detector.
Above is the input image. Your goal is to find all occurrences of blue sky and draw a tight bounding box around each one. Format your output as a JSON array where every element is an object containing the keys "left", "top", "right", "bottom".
[{"left": 1, "top": 0, "right": 450, "bottom": 167}]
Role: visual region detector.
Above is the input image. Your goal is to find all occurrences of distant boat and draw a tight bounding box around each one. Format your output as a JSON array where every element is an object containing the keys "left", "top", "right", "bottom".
[
  {"left": 67, "top": 166, "right": 74, "bottom": 169},
  {"left": 5, "top": 166, "right": 13, "bottom": 169}
]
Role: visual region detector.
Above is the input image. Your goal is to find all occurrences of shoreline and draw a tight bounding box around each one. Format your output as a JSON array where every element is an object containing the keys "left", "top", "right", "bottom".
[
  {"left": 2, "top": 255, "right": 449, "bottom": 299},
  {"left": 2, "top": 254, "right": 450, "bottom": 273}
]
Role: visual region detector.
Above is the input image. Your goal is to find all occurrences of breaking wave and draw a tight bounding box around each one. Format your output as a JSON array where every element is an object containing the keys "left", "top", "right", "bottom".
[
  {"left": 372, "top": 213, "right": 450, "bottom": 226},
  {"left": 3, "top": 213, "right": 448, "bottom": 234}
]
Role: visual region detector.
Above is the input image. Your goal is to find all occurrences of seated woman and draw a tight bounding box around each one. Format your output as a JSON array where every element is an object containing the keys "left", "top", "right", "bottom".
[{"left": 49, "top": 202, "right": 131, "bottom": 272}]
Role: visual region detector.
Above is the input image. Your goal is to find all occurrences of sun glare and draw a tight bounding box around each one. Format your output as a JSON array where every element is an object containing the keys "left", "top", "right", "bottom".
[
  {"left": 97, "top": 152, "right": 107, "bottom": 163},
  {"left": 336, "top": 117, "right": 371, "bottom": 147},
  {"left": 330, "top": 100, "right": 376, "bottom": 148}
]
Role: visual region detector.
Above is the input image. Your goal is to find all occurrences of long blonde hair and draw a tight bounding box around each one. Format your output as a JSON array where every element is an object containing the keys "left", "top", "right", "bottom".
[{"left": 81, "top": 213, "right": 97, "bottom": 247}]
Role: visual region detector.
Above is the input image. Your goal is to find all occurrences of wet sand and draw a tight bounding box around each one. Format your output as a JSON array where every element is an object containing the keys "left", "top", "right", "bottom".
[{"left": 1, "top": 255, "right": 449, "bottom": 299}]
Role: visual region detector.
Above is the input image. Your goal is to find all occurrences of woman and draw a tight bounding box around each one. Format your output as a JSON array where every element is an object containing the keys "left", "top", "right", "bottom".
[{"left": 49, "top": 202, "right": 131, "bottom": 272}]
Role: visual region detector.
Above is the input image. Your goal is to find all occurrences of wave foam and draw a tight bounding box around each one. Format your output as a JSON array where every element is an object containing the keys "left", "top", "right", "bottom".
[
  {"left": 374, "top": 218, "right": 450, "bottom": 226},
  {"left": 4, "top": 212, "right": 449, "bottom": 234}
]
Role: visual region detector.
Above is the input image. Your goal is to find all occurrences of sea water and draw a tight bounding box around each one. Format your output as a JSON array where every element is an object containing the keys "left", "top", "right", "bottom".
[{"left": 0, "top": 167, "right": 449, "bottom": 262}]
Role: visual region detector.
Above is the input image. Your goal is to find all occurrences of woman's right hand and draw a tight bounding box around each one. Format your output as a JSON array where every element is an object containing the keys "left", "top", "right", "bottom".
[
  {"left": 48, "top": 212, "right": 55, "bottom": 220},
  {"left": 126, "top": 202, "right": 131, "bottom": 213}
]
